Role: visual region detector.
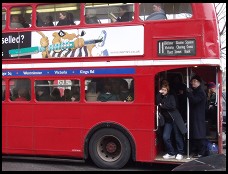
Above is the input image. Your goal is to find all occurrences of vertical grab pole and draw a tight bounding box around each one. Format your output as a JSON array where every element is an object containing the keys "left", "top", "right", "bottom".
[
  {"left": 215, "top": 68, "right": 219, "bottom": 137},
  {"left": 215, "top": 67, "right": 221, "bottom": 152},
  {"left": 186, "top": 68, "right": 190, "bottom": 159}
]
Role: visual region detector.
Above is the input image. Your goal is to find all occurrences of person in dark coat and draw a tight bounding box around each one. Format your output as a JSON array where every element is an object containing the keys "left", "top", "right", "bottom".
[
  {"left": 186, "top": 75, "right": 207, "bottom": 158},
  {"left": 36, "top": 86, "right": 51, "bottom": 101},
  {"left": 43, "top": 15, "right": 54, "bottom": 26},
  {"left": 156, "top": 84, "right": 187, "bottom": 160},
  {"left": 206, "top": 82, "right": 217, "bottom": 126},
  {"left": 51, "top": 88, "right": 62, "bottom": 101},
  {"left": 36, "top": 12, "right": 45, "bottom": 27},
  {"left": 57, "top": 12, "right": 72, "bottom": 26},
  {"left": 97, "top": 81, "right": 119, "bottom": 102},
  {"left": 111, "top": 6, "right": 133, "bottom": 22},
  {"left": 146, "top": 3, "right": 167, "bottom": 20}
]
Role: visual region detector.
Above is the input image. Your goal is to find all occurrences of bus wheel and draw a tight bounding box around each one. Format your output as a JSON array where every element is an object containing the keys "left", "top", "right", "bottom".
[{"left": 89, "top": 128, "right": 131, "bottom": 169}]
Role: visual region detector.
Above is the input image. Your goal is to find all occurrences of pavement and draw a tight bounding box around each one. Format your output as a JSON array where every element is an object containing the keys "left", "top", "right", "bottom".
[{"left": 172, "top": 147, "right": 226, "bottom": 171}]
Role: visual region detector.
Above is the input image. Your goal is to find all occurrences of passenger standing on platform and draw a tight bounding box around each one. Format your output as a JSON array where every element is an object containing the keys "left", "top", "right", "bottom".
[
  {"left": 206, "top": 82, "right": 217, "bottom": 126},
  {"left": 157, "top": 84, "right": 187, "bottom": 160},
  {"left": 186, "top": 75, "right": 207, "bottom": 158}
]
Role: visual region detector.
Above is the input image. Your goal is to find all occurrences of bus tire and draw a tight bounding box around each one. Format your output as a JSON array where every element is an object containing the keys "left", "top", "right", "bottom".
[{"left": 89, "top": 128, "right": 131, "bottom": 169}]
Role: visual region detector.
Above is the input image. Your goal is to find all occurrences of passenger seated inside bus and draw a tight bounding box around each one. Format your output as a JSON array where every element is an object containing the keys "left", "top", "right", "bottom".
[
  {"left": 119, "top": 79, "right": 133, "bottom": 102},
  {"left": 19, "top": 15, "right": 30, "bottom": 28},
  {"left": 57, "top": 12, "right": 74, "bottom": 26},
  {"left": 61, "top": 89, "right": 72, "bottom": 101},
  {"left": 110, "top": 5, "right": 133, "bottom": 22},
  {"left": 10, "top": 87, "right": 19, "bottom": 101},
  {"left": 51, "top": 88, "right": 62, "bottom": 101},
  {"left": 43, "top": 15, "right": 54, "bottom": 26},
  {"left": 15, "top": 88, "right": 29, "bottom": 101},
  {"left": 71, "top": 86, "right": 80, "bottom": 101},
  {"left": 86, "top": 82, "right": 99, "bottom": 101},
  {"left": 85, "top": 8, "right": 101, "bottom": 24},
  {"left": 146, "top": 3, "right": 167, "bottom": 20},
  {"left": 36, "top": 12, "right": 45, "bottom": 27},
  {"left": 10, "top": 14, "right": 24, "bottom": 28},
  {"left": 97, "top": 80, "right": 119, "bottom": 102},
  {"left": 36, "top": 86, "right": 51, "bottom": 101},
  {"left": 67, "top": 12, "right": 75, "bottom": 25},
  {"left": 2, "top": 90, "right": 5, "bottom": 101}
]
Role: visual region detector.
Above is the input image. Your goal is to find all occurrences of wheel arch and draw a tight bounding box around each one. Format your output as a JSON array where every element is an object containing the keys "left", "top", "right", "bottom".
[{"left": 83, "top": 122, "right": 136, "bottom": 161}]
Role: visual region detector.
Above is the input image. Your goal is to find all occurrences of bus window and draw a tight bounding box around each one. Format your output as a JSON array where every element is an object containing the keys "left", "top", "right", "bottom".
[
  {"left": 35, "top": 79, "right": 80, "bottom": 102},
  {"left": 10, "top": 6, "right": 32, "bottom": 29},
  {"left": 2, "top": 8, "right": 6, "bottom": 30},
  {"left": 140, "top": 3, "right": 192, "bottom": 21},
  {"left": 2, "top": 80, "right": 5, "bottom": 101},
  {"left": 85, "top": 77, "right": 134, "bottom": 102},
  {"left": 9, "top": 79, "right": 31, "bottom": 101},
  {"left": 37, "top": 3, "right": 80, "bottom": 27},
  {"left": 85, "top": 3, "right": 134, "bottom": 24}
]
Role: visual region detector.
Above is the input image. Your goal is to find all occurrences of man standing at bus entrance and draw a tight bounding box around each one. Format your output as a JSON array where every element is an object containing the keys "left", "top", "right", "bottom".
[{"left": 186, "top": 75, "right": 207, "bottom": 158}]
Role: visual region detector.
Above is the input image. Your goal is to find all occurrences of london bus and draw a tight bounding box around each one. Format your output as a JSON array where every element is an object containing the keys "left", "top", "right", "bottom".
[{"left": 2, "top": 3, "right": 223, "bottom": 169}]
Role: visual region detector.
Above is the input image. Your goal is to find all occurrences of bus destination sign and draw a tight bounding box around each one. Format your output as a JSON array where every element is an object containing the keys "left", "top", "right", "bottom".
[{"left": 158, "top": 39, "right": 196, "bottom": 56}]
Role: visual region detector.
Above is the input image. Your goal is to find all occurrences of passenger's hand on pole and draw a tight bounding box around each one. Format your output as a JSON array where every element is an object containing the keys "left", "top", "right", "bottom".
[{"left": 186, "top": 87, "right": 193, "bottom": 93}]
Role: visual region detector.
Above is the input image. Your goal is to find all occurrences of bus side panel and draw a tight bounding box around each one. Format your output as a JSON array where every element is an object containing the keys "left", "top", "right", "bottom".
[
  {"left": 33, "top": 103, "right": 83, "bottom": 157},
  {"left": 6, "top": 103, "right": 34, "bottom": 155},
  {"left": 2, "top": 103, "right": 7, "bottom": 154}
]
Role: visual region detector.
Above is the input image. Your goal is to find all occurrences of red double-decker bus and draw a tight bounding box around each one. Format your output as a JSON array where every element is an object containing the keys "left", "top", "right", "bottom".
[{"left": 2, "top": 3, "right": 223, "bottom": 169}]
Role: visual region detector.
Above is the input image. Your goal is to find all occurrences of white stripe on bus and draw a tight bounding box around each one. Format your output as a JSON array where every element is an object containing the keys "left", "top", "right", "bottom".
[{"left": 2, "top": 59, "right": 221, "bottom": 69}]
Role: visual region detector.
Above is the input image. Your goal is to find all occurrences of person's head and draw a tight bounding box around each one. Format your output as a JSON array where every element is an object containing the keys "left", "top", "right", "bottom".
[
  {"left": 86, "top": 9, "right": 96, "bottom": 18},
  {"left": 51, "top": 88, "right": 61, "bottom": 97},
  {"left": 159, "top": 84, "right": 170, "bottom": 95},
  {"left": 11, "top": 15, "right": 20, "bottom": 23},
  {"left": 36, "top": 88, "right": 44, "bottom": 96},
  {"left": 120, "top": 79, "right": 129, "bottom": 91},
  {"left": 45, "top": 15, "right": 53, "bottom": 23},
  {"left": 18, "top": 88, "right": 27, "bottom": 98},
  {"left": 119, "top": 6, "right": 128, "bottom": 16},
  {"left": 103, "top": 81, "right": 112, "bottom": 93},
  {"left": 190, "top": 75, "right": 202, "bottom": 89},
  {"left": 207, "top": 82, "right": 216, "bottom": 93},
  {"left": 59, "top": 12, "right": 67, "bottom": 20},
  {"left": 152, "top": 3, "right": 163, "bottom": 12}
]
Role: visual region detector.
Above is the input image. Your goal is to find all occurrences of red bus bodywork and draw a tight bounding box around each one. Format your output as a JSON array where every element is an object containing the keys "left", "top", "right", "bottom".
[{"left": 2, "top": 3, "right": 223, "bottom": 169}]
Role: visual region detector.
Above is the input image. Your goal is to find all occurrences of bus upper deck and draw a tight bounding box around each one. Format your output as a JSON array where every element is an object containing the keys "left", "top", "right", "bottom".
[{"left": 2, "top": 3, "right": 220, "bottom": 62}]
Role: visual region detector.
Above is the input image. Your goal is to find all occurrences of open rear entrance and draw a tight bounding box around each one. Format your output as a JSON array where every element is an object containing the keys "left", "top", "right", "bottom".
[{"left": 154, "top": 66, "right": 221, "bottom": 163}]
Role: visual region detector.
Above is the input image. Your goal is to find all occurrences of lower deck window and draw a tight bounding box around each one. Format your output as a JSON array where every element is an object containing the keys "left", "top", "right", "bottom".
[{"left": 85, "top": 77, "right": 134, "bottom": 102}]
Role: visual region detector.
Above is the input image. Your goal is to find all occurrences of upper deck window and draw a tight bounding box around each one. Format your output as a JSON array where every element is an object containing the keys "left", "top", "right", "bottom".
[
  {"left": 36, "top": 3, "right": 80, "bottom": 27},
  {"left": 85, "top": 3, "right": 134, "bottom": 24},
  {"left": 2, "top": 8, "right": 6, "bottom": 30},
  {"left": 140, "top": 3, "right": 192, "bottom": 21},
  {"left": 10, "top": 6, "right": 32, "bottom": 29}
]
